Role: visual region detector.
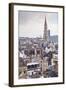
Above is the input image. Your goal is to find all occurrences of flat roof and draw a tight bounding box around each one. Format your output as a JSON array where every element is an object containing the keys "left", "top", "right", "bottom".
[{"left": 27, "top": 62, "right": 39, "bottom": 66}]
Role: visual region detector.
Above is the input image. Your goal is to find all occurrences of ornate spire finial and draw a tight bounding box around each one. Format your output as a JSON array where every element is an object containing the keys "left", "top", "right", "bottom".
[{"left": 45, "top": 16, "right": 47, "bottom": 25}]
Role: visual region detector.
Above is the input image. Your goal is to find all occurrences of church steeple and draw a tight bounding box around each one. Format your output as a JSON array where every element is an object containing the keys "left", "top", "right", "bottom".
[
  {"left": 43, "top": 16, "right": 48, "bottom": 42},
  {"left": 45, "top": 16, "right": 47, "bottom": 26}
]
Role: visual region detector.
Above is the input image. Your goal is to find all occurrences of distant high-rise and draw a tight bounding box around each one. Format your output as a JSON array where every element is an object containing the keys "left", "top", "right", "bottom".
[
  {"left": 43, "top": 16, "right": 48, "bottom": 42},
  {"left": 48, "top": 30, "right": 50, "bottom": 41}
]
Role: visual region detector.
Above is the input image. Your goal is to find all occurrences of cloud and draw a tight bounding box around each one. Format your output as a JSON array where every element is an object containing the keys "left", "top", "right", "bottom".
[{"left": 18, "top": 11, "right": 58, "bottom": 37}]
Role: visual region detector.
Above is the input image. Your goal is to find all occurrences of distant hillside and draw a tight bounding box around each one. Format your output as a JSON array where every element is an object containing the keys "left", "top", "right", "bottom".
[{"left": 49, "top": 35, "right": 58, "bottom": 43}]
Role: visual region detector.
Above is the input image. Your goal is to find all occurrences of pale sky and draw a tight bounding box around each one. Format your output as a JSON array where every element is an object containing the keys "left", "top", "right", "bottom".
[{"left": 18, "top": 11, "right": 58, "bottom": 38}]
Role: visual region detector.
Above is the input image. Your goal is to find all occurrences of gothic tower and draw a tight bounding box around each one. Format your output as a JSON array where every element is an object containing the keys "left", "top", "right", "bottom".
[{"left": 43, "top": 16, "right": 48, "bottom": 42}]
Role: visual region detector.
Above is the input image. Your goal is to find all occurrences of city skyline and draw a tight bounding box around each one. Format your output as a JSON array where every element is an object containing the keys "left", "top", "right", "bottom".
[
  {"left": 18, "top": 11, "right": 58, "bottom": 38},
  {"left": 18, "top": 11, "right": 58, "bottom": 79}
]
